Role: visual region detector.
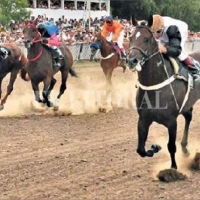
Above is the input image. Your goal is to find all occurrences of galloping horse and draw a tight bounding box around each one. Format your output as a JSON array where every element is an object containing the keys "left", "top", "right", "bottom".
[
  {"left": 22, "top": 21, "right": 77, "bottom": 110},
  {"left": 94, "top": 32, "right": 128, "bottom": 87},
  {"left": 127, "top": 17, "right": 200, "bottom": 170},
  {"left": 0, "top": 43, "right": 27, "bottom": 110}
]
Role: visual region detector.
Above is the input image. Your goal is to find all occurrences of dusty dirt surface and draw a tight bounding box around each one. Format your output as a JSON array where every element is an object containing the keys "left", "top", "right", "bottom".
[{"left": 0, "top": 61, "right": 200, "bottom": 200}]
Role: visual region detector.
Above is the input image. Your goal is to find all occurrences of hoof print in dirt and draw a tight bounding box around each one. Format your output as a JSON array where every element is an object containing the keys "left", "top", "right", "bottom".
[{"left": 157, "top": 169, "right": 187, "bottom": 183}]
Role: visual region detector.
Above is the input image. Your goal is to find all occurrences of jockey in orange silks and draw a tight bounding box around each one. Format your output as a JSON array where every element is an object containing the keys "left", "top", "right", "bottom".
[{"left": 101, "top": 15, "right": 126, "bottom": 60}]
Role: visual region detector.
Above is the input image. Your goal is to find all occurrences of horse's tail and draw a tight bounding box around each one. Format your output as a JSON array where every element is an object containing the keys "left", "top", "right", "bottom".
[
  {"left": 20, "top": 68, "right": 30, "bottom": 81},
  {"left": 69, "top": 68, "right": 78, "bottom": 77}
]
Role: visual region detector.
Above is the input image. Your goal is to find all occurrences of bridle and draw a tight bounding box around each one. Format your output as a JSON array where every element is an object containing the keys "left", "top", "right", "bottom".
[
  {"left": 24, "top": 23, "right": 43, "bottom": 62},
  {"left": 129, "top": 25, "right": 160, "bottom": 65},
  {"left": 96, "top": 34, "right": 117, "bottom": 60}
]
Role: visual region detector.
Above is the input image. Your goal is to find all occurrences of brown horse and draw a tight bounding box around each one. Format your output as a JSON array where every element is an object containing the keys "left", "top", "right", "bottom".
[
  {"left": 127, "top": 18, "right": 200, "bottom": 170},
  {"left": 0, "top": 43, "right": 27, "bottom": 110},
  {"left": 22, "top": 22, "right": 77, "bottom": 110},
  {"left": 94, "top": 32, "right": 128, "bottom": 87}
]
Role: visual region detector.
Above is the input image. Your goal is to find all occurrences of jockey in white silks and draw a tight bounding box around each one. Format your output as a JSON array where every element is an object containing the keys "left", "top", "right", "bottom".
[{"left": 150, "top": 14, "right": 200, "bottom": 80}]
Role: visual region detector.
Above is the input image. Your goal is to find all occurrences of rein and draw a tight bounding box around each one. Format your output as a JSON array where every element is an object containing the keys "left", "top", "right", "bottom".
[
  {"left": 28, "top": 47, "right": 43, "bottom": 62},
  {"left": 98, "top": 37, "right": 116, "bottom": 60},
  {"left": 26, "top": 23, "right": 44, "bottom": 62}
]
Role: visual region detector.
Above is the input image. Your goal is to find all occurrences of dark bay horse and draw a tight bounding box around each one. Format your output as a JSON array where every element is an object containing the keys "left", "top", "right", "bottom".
[
  {"left": 0, "top": 43, "right": 27, "bottom": 110},
  {"left": 127, "top": 19, "right": 200, "bottom": 170},
  {"left": 22, "top": 22, "right": 77, "bottom": 110},
  {"left": 94, "top": 32, "right": 128, "bottom": 87}
]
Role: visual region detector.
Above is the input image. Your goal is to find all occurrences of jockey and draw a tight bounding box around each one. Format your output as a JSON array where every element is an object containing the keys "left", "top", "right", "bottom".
[
  {"left": 37, "top": 21, "right": 63, "bottom": 67},
  {"left": 150, "top": 14, "right": 200, "bottom": 79},
  {"left": 101, "top": 15, "right": 126, "bottom": 60}
]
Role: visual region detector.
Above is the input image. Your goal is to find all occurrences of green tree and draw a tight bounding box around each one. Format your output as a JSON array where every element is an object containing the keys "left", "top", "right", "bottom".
[
  {"left": 111, "top": 0, "right": 200, "bottom": 31},
  {"left": 0, "top": 0, "right": 31, "bottom": 28}
]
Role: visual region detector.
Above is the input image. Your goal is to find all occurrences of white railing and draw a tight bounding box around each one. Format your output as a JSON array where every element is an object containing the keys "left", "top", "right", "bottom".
[{"left": 18, "top": 39, "right": 200, "bottom": 61}]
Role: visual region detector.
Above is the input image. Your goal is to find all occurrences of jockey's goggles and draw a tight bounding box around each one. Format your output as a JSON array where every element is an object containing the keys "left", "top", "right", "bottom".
[
  {"left": 105, "top": 20, "right": 112, "bottom": 24},
  {"left": 152, "top": 28, "right": 164, "bottom": 34}
]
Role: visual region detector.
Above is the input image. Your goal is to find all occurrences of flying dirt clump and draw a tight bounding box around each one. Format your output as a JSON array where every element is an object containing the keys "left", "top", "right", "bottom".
[{"left": 157, "top": 168, "right": 187, "bottom": 182}]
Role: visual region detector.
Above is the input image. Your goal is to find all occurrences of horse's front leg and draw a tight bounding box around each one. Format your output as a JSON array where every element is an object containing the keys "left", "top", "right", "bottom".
[
  {"left": 137, "top": 116, "right": 157, "bottom": 157},
  {"left": 42, "top": 78, "right": 53, "bottom": 107},
  {"left": 181, "top": 108, "right": 193, "bottom": 155},
  {"left": 30, "top": 80, "right": 43, "bottom": 103},
  {"left": 167, "top": 118, "right": 178, "bottom": 169},
  {"left": 1, "top": 69, "right": 18, "bottom": 108}
]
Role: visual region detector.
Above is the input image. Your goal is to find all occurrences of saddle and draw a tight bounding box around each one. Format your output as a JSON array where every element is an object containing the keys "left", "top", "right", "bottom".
[
  {"left": 168, "top": 57, "right": 194, "bottom": 88},
  {"left": 108, "top": 41, "right": 126, "bottom": 60},
  {"left": 42, "top": 44, "right": 62, "bottom": 69}
]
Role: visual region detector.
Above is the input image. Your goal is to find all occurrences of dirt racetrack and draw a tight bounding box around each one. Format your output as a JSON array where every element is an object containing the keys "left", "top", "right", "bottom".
[{"left": 0, "top": 61, "right": 200, "bottom": 200}]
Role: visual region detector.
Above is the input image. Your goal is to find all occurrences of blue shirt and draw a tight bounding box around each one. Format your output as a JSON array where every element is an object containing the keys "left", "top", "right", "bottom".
[{"left": 44, "top": 21, "right": 60, "bottom": 36}]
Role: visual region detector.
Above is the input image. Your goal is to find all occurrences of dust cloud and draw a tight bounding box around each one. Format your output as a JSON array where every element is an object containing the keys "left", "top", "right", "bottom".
[{"left": 0, "top": 66, "right": 138, "bottom": 117}]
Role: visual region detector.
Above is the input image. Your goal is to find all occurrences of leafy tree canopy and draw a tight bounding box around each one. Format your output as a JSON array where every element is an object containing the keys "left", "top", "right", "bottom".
[
  {"left": 0, "top": 0, "right": 31, "bottom": 28},
  {"left": 111, "top": 0, "right": 200, "bottom": 31}
]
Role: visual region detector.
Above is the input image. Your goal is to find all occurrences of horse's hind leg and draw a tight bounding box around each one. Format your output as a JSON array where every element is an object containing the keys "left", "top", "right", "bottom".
[
  {"left": 181, "top": 107, "right": 193, "bottom": 155},
  {"left": 1, "top": 69, "right": 18, "bottom": 108},
  {"left": 47, "top": 78, "right": 57, "bottom": 96},
  {"left": 57, "top": 71, "right": 68, "bottom": 98},
  {"left": 54, "top": 70, "right": 68, "bottom": 110}
]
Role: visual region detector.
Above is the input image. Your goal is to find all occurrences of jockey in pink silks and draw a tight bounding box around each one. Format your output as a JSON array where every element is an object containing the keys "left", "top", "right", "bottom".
[{"left": 37, "top": 21, "right": 63, "bottom": 67}]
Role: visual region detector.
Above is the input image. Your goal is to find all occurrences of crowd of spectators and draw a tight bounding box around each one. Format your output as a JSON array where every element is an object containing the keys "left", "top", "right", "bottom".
[
  {"left": 0, "top": 15, "right": 134, "bottom": 45},
  {"left": 0, "top": 14, "right": 199, "bottom": 45}
]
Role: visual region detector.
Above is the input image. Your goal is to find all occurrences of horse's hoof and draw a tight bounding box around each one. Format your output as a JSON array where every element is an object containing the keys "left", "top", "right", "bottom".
[
  {"left": 53, "top": 106, "right": 59, "bottom": 111},
  {"left": 47, "top": 101, "right": 54, "bottom": 108},
  {"left": 53, "top": 98, "right": 60, "bottom": 111},
  {"left": 0, "top": 104, "right": 4, "bottom": 111},
  {"left": 146, "top": 150, "right": 154, "bottom": 157},
  {"left": 151, "top": 144, "right": 162, "bottom": 153}
]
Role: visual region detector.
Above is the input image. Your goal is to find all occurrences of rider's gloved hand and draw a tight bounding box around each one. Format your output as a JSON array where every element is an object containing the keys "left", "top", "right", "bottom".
[{"left": 42, "top": 39, "right": 48, "bottom": 44}]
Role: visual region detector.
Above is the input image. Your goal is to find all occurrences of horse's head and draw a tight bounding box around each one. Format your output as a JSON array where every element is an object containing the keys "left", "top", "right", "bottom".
[
  {"left": 127, "top": 17, "right": 159, "bottom": 71},
  {"left": 23, "top": 21, "right": 41, "bottom": 49},
  {"left": 94, "top": 31, "right": 103, "bottom": 47}
]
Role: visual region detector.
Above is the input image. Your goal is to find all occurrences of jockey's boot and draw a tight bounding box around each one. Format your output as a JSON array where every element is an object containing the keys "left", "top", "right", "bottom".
[
  {"left": 53, "top": 48, "right": 64, "bottom": 69},
  {"left": 184, "top": 57, "right": 200, "bottom": 83},
  {"left": 90, "top": 48, "right": 97, "bottom": 61},
  {"left": 55, "top": 48, "right": 64, "bottom": 59},
  {"left": 53, "top": 58, "right": 61, "bottom": 68}
]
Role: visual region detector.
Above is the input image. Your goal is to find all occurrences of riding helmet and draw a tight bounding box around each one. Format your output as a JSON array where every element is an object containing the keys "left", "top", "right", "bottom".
[
  {"left": 104, "top": 15, "right": 113, "bottom": 22},
  {"left": 151, "top": 14, "right": 164, "bottom": 32},
  {"left": 37, "top": 23, "right": 46, "bottom": 33}
]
